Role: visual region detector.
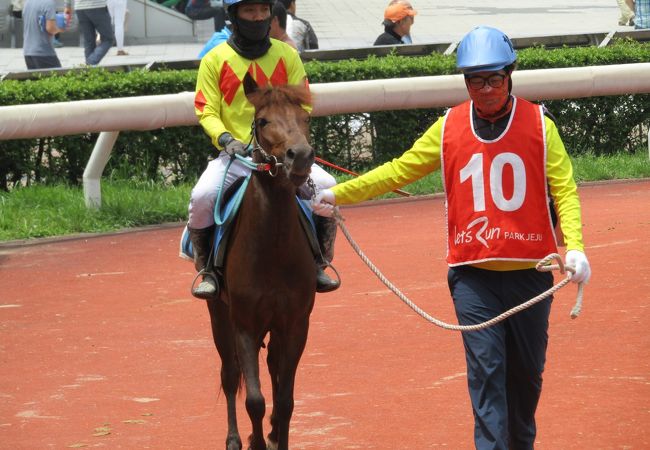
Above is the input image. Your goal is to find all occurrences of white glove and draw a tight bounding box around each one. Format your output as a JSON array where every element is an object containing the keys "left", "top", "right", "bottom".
[
  {"left": 565, "top": 250, "right": 591, "bottom": 284},
  {"left": 311, "top": 189, "right": 336, "bottom": 217}
]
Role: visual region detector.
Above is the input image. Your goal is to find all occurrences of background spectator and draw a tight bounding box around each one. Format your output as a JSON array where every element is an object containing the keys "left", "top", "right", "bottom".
[
  {"left": 635, "top": 0, "right": 649, "bottom": 28},
  {"left": 374, "top": 0, "right": 417, "bottom": 46},
  {"left": 53, "top": 32, "right": 63, "bottom": 47},
  {"left": 197, "top": 23, "right": 231, "bottom": 58},
  {"left": 107, "top": 0, "right": 128, "bottom": 55},
  {"left": 270, "top": 1, "right": 296, "bottom": 48},
  {"left": 22, "top": 0, "right": 67, "bottom": 69},
  {"left": 617, "top": 0, "right": 635, "bottom": 25},
  {"left": 156, "top": 0, "right": 188, "bottom": 14},
  {"left": 278, "top": 0, "right": 318, "bottom": 51},
  {"left": 11, "top": 0, "right": 24, "bottom": 18},
  {"left": 64, "top": 0, "right": 114, "bottom": 65},
  {"left": 106, "top": 0, "right": 128, "bottom": 56},
  {"left": 184, "top": 0, "right": 227, "bottom": 31}
]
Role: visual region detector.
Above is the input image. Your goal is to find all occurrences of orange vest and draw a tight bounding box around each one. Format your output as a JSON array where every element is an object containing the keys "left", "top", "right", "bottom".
[{"left": 441, "top": 98, "right": 558, "bottom": 266}]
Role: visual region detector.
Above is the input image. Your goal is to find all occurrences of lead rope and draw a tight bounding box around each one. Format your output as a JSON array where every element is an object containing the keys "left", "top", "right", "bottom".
[{"left": 332, "top": 209, "right": 584, "bottom": 332}]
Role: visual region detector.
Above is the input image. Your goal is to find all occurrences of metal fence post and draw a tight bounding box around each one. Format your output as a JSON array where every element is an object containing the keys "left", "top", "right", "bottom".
[{"left": 83, "top": 131, "right": 120, "bottom": 209}]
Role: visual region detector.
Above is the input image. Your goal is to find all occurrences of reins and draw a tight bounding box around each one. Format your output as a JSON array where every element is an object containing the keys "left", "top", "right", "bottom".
[
  {"left": 230, "top": 121, "right": 283, "bottom": 174},
  {"left": 198, "top": 120, "right": 296, "bottom": 295},
  {"left": 213, "top": 121, "right": 284, "bottom": 226},
  {"left": 332, "top": 208, "right": 585, "bottom": 332}
]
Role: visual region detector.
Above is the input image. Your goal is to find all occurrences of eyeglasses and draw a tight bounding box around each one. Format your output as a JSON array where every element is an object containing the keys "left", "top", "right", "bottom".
[{"left": 465, "top": 73, "right": 507, "bottom": 90}]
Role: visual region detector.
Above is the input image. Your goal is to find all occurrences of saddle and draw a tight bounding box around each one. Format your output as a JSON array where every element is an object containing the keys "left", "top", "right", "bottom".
[{"left": 179, "top": 175, "right": 320, "bottom": 273}]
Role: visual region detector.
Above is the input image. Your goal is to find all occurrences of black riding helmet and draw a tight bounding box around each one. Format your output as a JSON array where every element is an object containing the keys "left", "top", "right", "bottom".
[{"left": 224, "top": 0, "right": 274, "bottom": 59}]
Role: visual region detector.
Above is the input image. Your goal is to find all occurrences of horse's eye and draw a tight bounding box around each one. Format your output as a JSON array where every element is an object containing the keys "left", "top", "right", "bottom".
[{"left": 257, "top": 118, "right": 269, "bottom": 128}]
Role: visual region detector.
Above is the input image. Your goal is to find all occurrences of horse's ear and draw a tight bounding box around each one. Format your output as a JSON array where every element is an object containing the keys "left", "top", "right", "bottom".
[{"left": 243, "top": 72, "right": 258, "bottom": 99}]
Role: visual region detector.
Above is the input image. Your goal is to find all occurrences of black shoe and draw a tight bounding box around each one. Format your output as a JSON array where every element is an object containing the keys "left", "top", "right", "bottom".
[{"left": 316, "top": 267, "right": 340, "bottom": 293}]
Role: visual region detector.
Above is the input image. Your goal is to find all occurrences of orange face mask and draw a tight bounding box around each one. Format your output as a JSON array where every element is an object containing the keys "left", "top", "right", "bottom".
[{"left": 466, "top": 74, "right": 512, "bottom": 120}]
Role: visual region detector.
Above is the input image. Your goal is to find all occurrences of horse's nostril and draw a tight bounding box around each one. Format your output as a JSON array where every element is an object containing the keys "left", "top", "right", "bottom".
[{"left": 286, "top": 149, "right": 296, "bottom": 160}]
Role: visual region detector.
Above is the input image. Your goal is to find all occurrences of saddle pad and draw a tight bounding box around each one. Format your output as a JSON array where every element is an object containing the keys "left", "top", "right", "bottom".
[
  {"left": 178, "top": 175, "right": 251, "bottom": 261},
  {"left": 179, "top": 178, "right": 318, "bottom": 264}
]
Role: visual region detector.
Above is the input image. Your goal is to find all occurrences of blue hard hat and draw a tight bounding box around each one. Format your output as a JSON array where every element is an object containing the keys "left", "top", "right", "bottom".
[{"left": 456, "top": 26, "right": 517, "bottom": 73}]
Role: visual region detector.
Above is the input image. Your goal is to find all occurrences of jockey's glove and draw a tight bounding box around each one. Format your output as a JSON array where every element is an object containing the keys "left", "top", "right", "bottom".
[
  {"left": 565, "top": 249, "right": 591, "bottom": 284},
  {"left": 311, "top": 189, "right": 336, "bottom": 217},
  {"left": 218, "top": 132, "right": 249, "bottom": 157}
]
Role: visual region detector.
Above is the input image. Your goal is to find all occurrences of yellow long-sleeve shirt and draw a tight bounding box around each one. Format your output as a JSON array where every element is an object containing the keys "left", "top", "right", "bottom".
[
  {"left": 194, "top": 39, "right": 308, "bottom": 149},
  {"left": 332, "top": 109, "right": 584, "bottom": 271}
]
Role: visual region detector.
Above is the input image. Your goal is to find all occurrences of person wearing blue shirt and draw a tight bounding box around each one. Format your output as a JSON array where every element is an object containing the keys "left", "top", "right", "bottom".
[
  {"left": 635, "top": 0, "right": 650, "bottom": 28},
  {"left": 198, "top": 25, "right": 232, "bottom": 58}
]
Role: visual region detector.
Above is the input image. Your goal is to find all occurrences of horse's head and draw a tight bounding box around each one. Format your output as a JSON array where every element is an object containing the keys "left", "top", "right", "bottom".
[{"left": 243, "top": 72, "right": 315, "bottom": 187}]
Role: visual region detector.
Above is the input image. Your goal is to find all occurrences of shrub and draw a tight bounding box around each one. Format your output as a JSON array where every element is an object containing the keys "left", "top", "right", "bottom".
[{"left": 0, "top": 40, "right": 648, "bottom": 190}]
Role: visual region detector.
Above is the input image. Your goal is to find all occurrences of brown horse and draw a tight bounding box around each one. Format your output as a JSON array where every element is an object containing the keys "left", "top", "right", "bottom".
[{"left": 206, "top": 73, "right": 317, "bottom": 450}]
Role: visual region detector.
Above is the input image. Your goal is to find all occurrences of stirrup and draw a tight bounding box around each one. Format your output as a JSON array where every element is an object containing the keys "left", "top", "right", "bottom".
[
  {"left": 191, "top": 270, "right": 219, "bottom": 300},
  {"left": 316, "top": 266, "right": 340, "bottom": 293}
]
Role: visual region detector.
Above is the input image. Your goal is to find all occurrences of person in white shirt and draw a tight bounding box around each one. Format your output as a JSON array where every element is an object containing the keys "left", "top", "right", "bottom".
[{"left": 107, "top": 0, "right": 128, "bottom": 55}]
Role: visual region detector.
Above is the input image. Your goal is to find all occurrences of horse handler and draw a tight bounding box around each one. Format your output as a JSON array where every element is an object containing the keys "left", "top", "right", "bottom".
[
  {"left": 188, "top": 0, "right": 340, "bottom": 299},
  {"left": 311, "top": 26, "right": 591, "bottom": 449}
]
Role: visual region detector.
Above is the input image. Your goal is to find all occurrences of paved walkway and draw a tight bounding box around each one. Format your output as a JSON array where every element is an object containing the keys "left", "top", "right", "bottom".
[{"left": 0, "top": 0, "right": 632, "bottom": 75}]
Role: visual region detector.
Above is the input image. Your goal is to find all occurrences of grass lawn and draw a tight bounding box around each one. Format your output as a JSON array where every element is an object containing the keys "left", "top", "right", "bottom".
[{"left": 1, "top": 151, "right": 648, "bottom": 242}]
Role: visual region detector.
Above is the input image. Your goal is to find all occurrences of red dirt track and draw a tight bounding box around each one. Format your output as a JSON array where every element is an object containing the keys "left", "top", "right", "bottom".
[{"left": 1, "top": 180, "right": 649, "bottom": 449}]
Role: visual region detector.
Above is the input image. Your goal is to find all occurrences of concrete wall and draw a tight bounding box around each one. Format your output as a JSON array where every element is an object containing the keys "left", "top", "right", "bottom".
[{"left": 126, "top": 0, "right": 195, "bottom": 44}]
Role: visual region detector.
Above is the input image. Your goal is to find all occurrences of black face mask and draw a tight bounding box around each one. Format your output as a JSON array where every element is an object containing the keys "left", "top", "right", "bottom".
[
  {"left": 236, "top": 17, "right": 271, "bottom": 42},
  {"left": 227, "top": 9, "right": 272, "bottom": 60}
]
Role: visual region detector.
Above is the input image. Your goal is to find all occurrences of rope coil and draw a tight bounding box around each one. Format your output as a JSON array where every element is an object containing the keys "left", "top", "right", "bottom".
[{"left": 333, "top": 209, "right": 584, "bottom": 332}]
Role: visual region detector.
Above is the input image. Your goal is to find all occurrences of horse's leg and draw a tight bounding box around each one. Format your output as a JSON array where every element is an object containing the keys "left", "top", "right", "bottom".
[
  {"left": 267, "top": 319, "right": 310, "bottom": 450},
  {"left": 235, "top": 329, "right": 267, "bottom": 450},
  {"left": 265, "top": 334, "right": 280, "bottom": 449},
  {"left": 207, "top": 299, "right": 243, "bottom": 450}
]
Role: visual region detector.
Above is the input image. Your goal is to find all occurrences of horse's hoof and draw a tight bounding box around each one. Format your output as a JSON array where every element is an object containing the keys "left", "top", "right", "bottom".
[
  {"left": 246, "top": 439, "right": 267, "bottom": 450},
  {"left": 266, "top": 440, "right": 278, "bottom": 450},
  {"left": 226, "top": 435, "right": 242, "bottom": 450}
]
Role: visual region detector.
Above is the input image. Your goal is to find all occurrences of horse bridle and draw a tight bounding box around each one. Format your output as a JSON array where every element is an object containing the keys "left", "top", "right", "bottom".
[
  {"left": 244, "top": 116, "right": 318, "bottom": 198},
  {"left": 248, "top": 119, "right": 282, "bottom": 177}
]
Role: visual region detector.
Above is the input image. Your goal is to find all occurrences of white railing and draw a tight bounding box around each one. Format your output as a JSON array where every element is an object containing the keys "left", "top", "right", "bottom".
[{"left": 1, "top": 63, "right": 649, "bottom": 207}]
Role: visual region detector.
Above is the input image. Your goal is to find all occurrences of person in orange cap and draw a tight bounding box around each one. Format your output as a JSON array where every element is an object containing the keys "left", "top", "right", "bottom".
[{"left": 374, "top": 0, "right": 417, "bottom": 46}]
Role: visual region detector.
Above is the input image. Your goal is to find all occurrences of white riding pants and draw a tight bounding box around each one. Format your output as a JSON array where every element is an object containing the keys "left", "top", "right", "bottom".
[{"left": 188, "top": 152, "right": 336, "bottom": 229}]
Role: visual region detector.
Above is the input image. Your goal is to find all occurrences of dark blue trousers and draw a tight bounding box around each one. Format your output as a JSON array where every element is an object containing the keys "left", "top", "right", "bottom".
[
  {"left": 447, "top": 266, "right": 553, "bottom": 450},
  {"left": 76, "top": 7, "right": 113, "bottom": 66}
]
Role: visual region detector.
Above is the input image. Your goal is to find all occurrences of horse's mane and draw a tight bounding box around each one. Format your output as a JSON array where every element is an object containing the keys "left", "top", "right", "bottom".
[{"left": 250, "top": 83, "right": 312, "bottom": 110}]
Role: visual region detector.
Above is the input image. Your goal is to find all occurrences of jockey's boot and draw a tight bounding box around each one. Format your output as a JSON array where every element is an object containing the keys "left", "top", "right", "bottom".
[
  {"left": 314, "top": 215, "right": 340, "bottom": 293},
  {"left": 188, "top": 225, "right": 218, "bottom": 300}
]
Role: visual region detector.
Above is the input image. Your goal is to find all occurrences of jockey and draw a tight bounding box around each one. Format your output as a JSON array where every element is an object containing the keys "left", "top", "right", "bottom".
[
  {"left": 311, "top": 26, "right": 591, "bottom": 449},
  {"left": 189, "top": 0, "right": 339, "bottom": 299}
]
